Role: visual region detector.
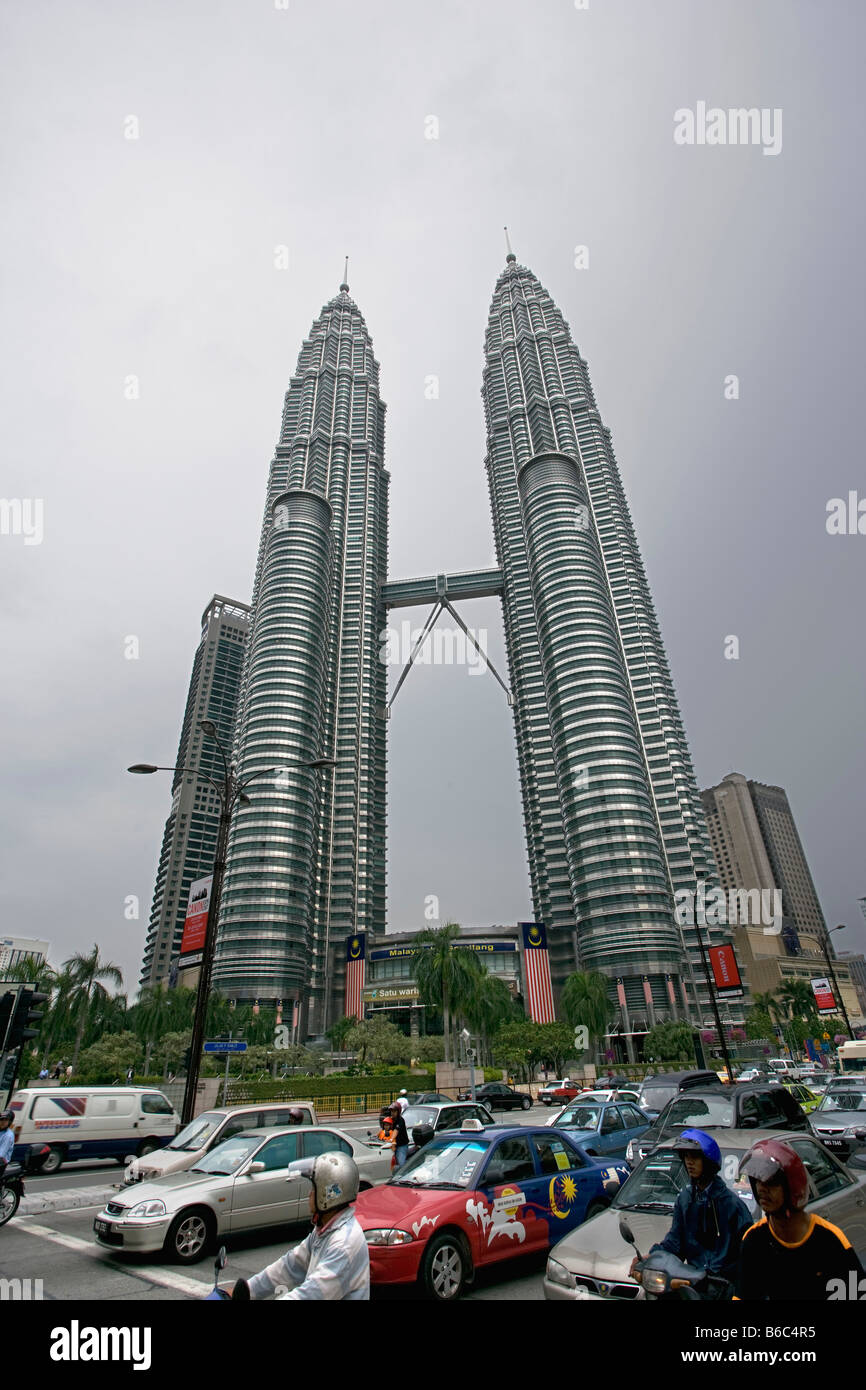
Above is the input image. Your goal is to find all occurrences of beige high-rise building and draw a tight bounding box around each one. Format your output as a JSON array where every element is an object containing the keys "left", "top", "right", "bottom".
[{"left": 701, "top": 774, "right": 863, "bottom": 1024}]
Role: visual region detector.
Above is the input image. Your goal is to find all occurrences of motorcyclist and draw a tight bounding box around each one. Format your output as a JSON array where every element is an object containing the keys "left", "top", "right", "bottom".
[
  {"left": 630, "top": 1129, "right": 751, "bottom": 1289},
  {"left": 287, "top": 1107, "right": 306, "bottom": 1125},
  {"left": 0, "top": 1111, "right": 14, "bottom": 1175},
  {"left": 241, "top": 1152, "right": 370, "bottom": 1300},
  {"left": 737, "top": 1137, "right": 865, "bottom": 1300}
]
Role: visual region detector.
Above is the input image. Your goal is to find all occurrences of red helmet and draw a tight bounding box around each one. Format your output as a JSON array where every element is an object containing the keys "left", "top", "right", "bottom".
[{"left": 739, "top": 1138, "right": 809, "bottom": 1213}]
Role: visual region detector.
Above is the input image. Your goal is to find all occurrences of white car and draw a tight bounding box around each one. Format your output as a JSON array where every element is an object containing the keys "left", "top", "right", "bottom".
[
  {"left": 544, "top": 1128, "right": 866, "bottom": 1300},
  {"left": 94, "top": 1124, "right": 391, "bottom": 1263}
]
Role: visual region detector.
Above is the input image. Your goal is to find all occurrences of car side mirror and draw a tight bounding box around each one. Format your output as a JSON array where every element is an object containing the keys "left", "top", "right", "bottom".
[{"left": 246, "top": 1161, "right": 266, "bottom": 1175}]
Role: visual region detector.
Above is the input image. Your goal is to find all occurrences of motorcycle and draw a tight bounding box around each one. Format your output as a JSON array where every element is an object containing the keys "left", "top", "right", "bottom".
[
  {"left": 0, "top": 1145, "right": 50, "bottom": 1226},
  {"left": 204, "top": 1245, "right": 250, "bottom": 1301},
  {"left": 619, "top": 1218, "right": 733, "bottom": 1301}
]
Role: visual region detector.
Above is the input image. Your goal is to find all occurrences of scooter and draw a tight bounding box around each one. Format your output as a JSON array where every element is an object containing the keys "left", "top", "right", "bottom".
[
  {"left": 204, "top": 1246, "right": 250, "bottom": 1301},
  {"left": 0, "top": 1145, "right": 50, "bottom": 1226},
  {"left": 619, "top": 1218, "right": 733, "bottom": 1301}
]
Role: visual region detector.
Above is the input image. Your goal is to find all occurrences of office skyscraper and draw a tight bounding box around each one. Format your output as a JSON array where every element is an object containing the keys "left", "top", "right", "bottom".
[
  {"left": 213, "top": 277, "right": 388, "bottom": 1030},
  {"left": 139, "top": 595, "right": 250, "bottom": 990},
  {"left": 481, "top": 252, "right": 724, "bottom": 1024}
]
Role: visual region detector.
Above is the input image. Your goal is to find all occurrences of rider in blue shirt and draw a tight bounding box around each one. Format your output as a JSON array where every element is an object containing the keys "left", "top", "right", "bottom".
[{"left": 0, "top": 1111, "right": 16, "bottom": 1172}]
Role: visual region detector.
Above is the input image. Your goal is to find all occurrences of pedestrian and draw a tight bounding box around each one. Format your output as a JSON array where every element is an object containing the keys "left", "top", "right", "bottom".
[
  {"left": 64, "top": 1065, "right": 72, "bottom": 1084},
  {"left": 38, "top": 1067, "right": 49, "bottom": 1081},
  {"left": 736, "top": 1139, "right": 864, "bottom": 1300},
  {"left": 51, "top": 1062, "right": 62, "bottom": 1080},
  {"left": 394, "top": 1089, "right": 409, "bottom": 1114},
  {"left": 126, "top": 1067, "right": 134, "bottom": 1083},
  {"left": 389, "top": 1101, "right": 410, "bottom": 1168}
]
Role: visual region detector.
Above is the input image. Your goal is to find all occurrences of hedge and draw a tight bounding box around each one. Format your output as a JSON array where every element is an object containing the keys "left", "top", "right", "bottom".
[{"left": 222, "top": 1073, "right": 425, "bottom": 1103}]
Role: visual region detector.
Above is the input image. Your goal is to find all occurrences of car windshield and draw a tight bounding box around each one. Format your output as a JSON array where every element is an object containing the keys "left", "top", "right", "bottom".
[
  {"left": 402, "top": 1106, "right": 437, "bottom": 1129},
  {"left": 816, "top": 1092, "right": 866, "bottom": 1113},
  {"left": 554, "top": 1106, "right": 600, "bottom": 1130},
  {"left": 658, "top": 1094, "right": 735, "bottom": 1133},
  {"left": 612, "top": 1146, "right": 755, "bottom": 1215},
  {"left": 167, "top": 1111, "right": 224, "bottom": 1152},
  {"left": 389, "top": 1137, "right": 490, "bottom": 1189},
  {"left": 190, "top": 1134, "right": 262, "bottom": 1175},
  {"left": 639, "top": 1087, "right": 675, "bottom": 1112}
]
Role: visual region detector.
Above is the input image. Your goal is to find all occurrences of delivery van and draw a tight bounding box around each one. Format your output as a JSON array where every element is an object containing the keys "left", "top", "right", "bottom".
[
  {"left": 9, "top": 1087, "right": 179, "bottom": 1174},
  {"left": 124, "top": 1100, "right": 319, "bottom": 1184}
]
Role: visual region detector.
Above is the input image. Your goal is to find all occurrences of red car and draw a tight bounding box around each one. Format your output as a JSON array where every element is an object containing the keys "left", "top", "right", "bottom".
[{"left": 354, "top": 1121, "right": 628, "bottom": 1300}]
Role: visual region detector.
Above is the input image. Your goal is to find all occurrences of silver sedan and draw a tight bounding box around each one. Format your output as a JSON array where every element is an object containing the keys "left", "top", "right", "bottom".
[{"left": 93, "top": 1125, "right": 392, "bottom": 1263}]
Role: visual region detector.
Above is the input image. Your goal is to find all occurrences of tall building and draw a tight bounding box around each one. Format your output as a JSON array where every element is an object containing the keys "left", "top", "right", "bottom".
[
  {"left": 139, "top": 595, "right": 250, "bottom": 990},
  {"left": 213, "top": 277, "right": 388, "bottom": 1030},
  {"left": 0, "top": 938, "right": 50, "bottom": 975},
  {"left": 481, "top": 252, "right": 725, "bottom": 1031},
  {"left": 701, "top": 772, "right": 862, "bottom": 1023}
]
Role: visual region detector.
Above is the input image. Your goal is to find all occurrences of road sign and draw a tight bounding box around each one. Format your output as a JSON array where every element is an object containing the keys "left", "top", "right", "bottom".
[{"left": 204, "top": 1041, "right": 247, "bottom": 1053}]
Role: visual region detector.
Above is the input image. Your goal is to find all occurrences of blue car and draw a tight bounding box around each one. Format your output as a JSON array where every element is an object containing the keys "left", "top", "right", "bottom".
[{"left": 546, "top": 1098, "right": 651, "bottom": 1160}]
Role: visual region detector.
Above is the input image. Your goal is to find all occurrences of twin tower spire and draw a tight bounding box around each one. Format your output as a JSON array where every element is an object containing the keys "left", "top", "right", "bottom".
[{"left": 211, "top": 246, "right": 726, "bottom": 1048}]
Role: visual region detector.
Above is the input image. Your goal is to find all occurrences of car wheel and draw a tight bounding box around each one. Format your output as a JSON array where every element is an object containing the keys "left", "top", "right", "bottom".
[
  {"left": 166, "top": 1209, "right": 213, "bottom": 1264},
  {"left": 420, "top": 1231, "right": 470, "bottom": 1302},
  {"left": 521, "top": 1095, "right": 531, "bottom": 1110},
  {"left": 40, "top": 1146, "right": 63, "bottom": 1175},
  {"left": 137, "top": 1139, "right": 159, "bottom": 1157},
  {"left": 585, "top": 1200, "right": 608, "bottom": 1220},
  {"left": 0, "top": 1184, "right": 20, "bottom": 1226}
]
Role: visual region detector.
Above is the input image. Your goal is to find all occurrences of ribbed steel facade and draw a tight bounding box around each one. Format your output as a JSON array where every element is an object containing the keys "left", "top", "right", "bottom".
[
  {"left": 214, "top": 285, "right": 388, "bottom": 1029},
  {"left": 484, "top": 257, "right": 729, "bottom": 1020}
]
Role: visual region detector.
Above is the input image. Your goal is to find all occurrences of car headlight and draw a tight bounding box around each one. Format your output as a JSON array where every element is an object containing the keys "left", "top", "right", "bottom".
[
  {"left": 127, "top": 1199, "right": 167, "bottom": 1218},
  {"left": 546, "top": 1257, "right": 575, "bottom": 1290},
  {"left": 363, "top": 1228, "right": 414, "bottom": 1246}
]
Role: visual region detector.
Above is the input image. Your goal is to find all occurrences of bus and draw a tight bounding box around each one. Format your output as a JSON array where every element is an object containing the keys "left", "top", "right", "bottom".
[{"left": 836, "top": 1040, "right": 866, "bottom": 1076}]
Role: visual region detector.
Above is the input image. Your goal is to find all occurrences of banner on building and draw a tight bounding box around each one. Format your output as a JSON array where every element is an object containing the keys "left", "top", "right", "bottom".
[
  {"left": 180, "top": 876, "right": 212, "bottom": 960},
  {"left": 345, "top": 933, "right": 366, "bottom": 1021},
  {"left": 708, "top": 944, "right": 743, "bottom": 998},
  {"left": 811, "top": 976, "right": 837, "bottom": 1014},
  {"left": 520, "top": 922, "right": 555, "bottom": 1023}
]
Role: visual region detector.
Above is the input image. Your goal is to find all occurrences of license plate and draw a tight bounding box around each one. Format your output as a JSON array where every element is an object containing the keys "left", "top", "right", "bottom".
[
  {"left": 94, "top": 1219, "right": 111, "bottom": 1234},
  {"left": 822, "top": 1137, "right": 846, "bottom": 1149}
]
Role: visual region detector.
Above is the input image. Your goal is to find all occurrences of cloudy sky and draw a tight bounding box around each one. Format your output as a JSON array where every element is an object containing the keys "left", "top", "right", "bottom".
[{"left": 2, "top": 0, "right": 864, "bottom": 994}]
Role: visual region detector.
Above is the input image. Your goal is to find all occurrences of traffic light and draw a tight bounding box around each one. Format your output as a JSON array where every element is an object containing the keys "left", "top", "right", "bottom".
[
  {"left": 7, "top": 989, "right": 48, "bottom": 1050},
  {"left": 0, "top": 991, "right": 15, "bottom": 1051}
]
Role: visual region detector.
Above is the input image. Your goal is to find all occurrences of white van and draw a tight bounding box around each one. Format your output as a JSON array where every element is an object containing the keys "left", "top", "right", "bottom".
[
  {"left": 10, "top": 1087, "right": 179, "bottom": 1174},
  {"left": 767, "top": 1058, "right": 805, "bottom": 1080},
  {"left": 124, "top": 1101, "right": 318, "bottom": 1184}
]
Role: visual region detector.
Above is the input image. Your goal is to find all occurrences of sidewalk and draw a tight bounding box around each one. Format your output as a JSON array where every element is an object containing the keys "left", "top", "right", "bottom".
[{"left": 19, "top": 1181, "right": 120, "bottom": 1216}]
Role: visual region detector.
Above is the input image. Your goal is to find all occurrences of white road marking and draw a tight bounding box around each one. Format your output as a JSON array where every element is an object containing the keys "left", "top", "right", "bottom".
[{"left": 18, "top": 1223, "right": 211, "bottom": 1298}]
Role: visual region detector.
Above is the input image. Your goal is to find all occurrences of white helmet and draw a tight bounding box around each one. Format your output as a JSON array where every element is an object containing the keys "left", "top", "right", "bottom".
[{"left": 288, "top": 1151, "right": 360, "bottom": 1214}]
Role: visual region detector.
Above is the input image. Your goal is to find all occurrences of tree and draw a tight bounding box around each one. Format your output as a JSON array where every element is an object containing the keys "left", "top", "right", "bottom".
[
  {"left": 463, "top": 974, "right": 517, "bottom": 1063},
  {"left": 560, "top": 971, "right": 613, "bottom": 1058},
  {"left": 410, "top": 1036, "right": 444, "bottom": 1064},
  {"left": 411, "top": 923, "right": 487, "bottom": 1063},
  {"left": 327, "top": 1015, "right": 356, "bottom": 1052},
  {"left": 156, "top": 1030, "right": 192, "bottom": 1075},
  {"left": 40, "top": 964, "right": 78, "bottom": 1066},
  {"left": 751, "top": 991, "right": 782, "bottom": 1025},
  {"left": 535, "top": 1022, "right": 578, "bottom": 1075},
  {"left": 64, "top": 945, "right": 124, "bottom": 1071},
  {"left": 745, "top": 1009, "right": 775, "bottom": 1041},
  {"left": 78, "top": 1031, "right": 142, "bottom": 1081},
  {"left": 643, "top": 1020, "right": 694, "bottom": 1062},
  {"left": 345, "top": 1018, "right": 412, "bottom": 1068},
  {"left": 776, "top": 980, "right": 814, "bottom": 1021}
]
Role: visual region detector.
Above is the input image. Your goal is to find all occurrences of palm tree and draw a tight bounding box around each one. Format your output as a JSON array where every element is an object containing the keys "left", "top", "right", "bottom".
[
  {"left": 412, "top": 923, "right": 487, "bottom": 1063},
  {"left": 132, "top": 985, "right": 173, "bottom": 1072},
  {"left": 40, "top": 964, "right": 78, "bottom": 1067},
  {"left": 751, "top": 990, "right": 782, "bottom": 1024},
  {"left": 777, "top": 980, "right": 814, "bottom": 1021},
  {"left": 64, "top": 945, "right": 124, "bottom": 1071},
  {"left": 560, "top": 970, "right": 613, "bottom": 1059},
  {"left": 463, "top": 973, "right": 515, "bottom": 1065}
]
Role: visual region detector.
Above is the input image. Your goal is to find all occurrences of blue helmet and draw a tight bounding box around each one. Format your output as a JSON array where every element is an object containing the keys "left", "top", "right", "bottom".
[{"left": 673, "top": 1128, "right": 721, "bottom": 1170}]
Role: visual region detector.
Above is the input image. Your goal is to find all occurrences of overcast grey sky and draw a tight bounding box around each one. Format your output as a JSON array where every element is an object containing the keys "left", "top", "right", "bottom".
[{"left": 2, "top": 0, "right": 864, "bottom": 993}]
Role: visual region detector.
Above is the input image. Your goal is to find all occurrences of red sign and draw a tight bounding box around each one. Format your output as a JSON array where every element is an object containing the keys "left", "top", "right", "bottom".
[
  {"left": 180, "top": 875, "right": 212, "bottom": 956},
  {"left": 709, "top": 944, "right": 743, "bottom": 996},
  {"left": 811, "top": 977, "right": 837, "bottom": 1014}
]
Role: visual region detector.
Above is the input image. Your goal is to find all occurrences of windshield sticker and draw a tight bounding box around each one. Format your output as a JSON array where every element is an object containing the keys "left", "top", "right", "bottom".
[
  {"left": 411, "top": 1214, "right": 440, "bottom": 1238},
  {"left": 554, "top": 1150, "right": 570, "bottom": 1171}
]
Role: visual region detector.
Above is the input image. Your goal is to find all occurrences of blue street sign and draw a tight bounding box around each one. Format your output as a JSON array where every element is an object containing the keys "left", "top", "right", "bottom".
[{"left": 204, "top": 1041, "right": 247, "bottom": 1053}]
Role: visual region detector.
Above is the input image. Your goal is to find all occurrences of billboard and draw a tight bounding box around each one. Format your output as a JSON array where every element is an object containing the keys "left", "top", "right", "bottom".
[
  {"left": 708, "top": 944, "right": 743, "bottom": 997},
  {"left": 180, "top": 875, "right": 212, "bottom": 958},
  {"left": 811, "top": 977, "right": 837, "bottom": 1014}
]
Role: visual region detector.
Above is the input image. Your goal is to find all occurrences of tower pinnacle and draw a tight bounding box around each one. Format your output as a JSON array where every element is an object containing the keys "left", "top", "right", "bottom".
[
  {"left": 340, "top": 256, "right": 349, "bottom": 292},
  {"left": 504, "top": 226, "right": 516, "bottom": 263}
]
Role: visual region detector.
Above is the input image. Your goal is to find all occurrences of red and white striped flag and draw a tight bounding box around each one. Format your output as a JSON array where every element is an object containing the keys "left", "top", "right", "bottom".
[
  {"left": 344, "top": 933, "right": 366, "bottom": 1021},
  {"left": 521, "top": 923, "right": 555, "bottom": 1023}
]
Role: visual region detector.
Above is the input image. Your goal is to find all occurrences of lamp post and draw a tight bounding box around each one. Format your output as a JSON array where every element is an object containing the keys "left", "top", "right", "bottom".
[
  {"left": 822, "top": 925, "right": 853, "bottom": 1040},
  {"left": 130, "top": 724, "right": 335, "bottom": 1125},
  {"left": 692, "top": 878, "right": 734, "bottom": 1084}
]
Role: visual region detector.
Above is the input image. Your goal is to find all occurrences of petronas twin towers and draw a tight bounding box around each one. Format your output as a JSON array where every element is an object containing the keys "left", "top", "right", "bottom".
[{"left": 212, "top": 251, "right": 725, "bottom": 1039}]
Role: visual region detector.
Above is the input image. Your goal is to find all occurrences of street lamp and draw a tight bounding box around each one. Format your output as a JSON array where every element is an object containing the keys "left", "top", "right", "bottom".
[
  {"left": 822, "top": 925, "right": 853, "bottom": 1040},
  {"left": 130, "top": 726, "right": 336, "bottom": 1124},
  {"left": 692, "top": 878, "right": 735, "bottom": 1083}
]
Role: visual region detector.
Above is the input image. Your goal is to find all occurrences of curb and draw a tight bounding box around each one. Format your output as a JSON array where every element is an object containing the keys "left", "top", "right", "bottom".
[{"left": 20, "top": 1183, "right": 120, "bottom": 1216}]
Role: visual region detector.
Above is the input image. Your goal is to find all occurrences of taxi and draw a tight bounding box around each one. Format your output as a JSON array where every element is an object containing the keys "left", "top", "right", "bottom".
[{"left": 354, "top": 1120, "right": 629, "bottom": 1300}]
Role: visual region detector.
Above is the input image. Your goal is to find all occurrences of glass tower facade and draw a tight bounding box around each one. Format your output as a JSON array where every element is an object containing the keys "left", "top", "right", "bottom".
[
  {"left": 483, "top": 254, "right": 728, "bottom": 1022},
  {"left": 213, "top": 281, "right": 388, "bottom": 1031}
]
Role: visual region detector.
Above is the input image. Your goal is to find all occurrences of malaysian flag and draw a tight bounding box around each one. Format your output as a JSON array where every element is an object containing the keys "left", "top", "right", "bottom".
[
  {"left": 344, "top": 933, "right": 366, "bottom": 1021},
  {"left": 520, "top": 922, "right": 555, "bottom": 1023}
]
